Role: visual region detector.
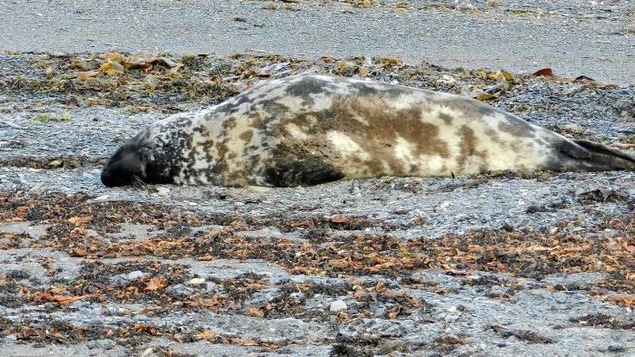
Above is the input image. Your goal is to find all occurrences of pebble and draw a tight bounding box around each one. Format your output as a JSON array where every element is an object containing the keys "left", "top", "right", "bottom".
[
  {"left": 290, "top": 292, "right": 307, "bottom": 303},
  {"left": 155, "top": 186, "right": 170, "bottom": 196},
  {"left": 127, "top": 270, "right": 145, "bottom": 280},
  {"left": 330, "top": 299, "right": 347, "bottom": 312},
  {"left": 187, "top": 277, "right": 206, "bottom": 285}
]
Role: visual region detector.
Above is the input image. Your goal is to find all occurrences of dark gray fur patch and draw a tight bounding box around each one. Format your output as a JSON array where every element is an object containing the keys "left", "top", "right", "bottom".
[
  {"left": 254, "top": 101, "right": 292, "bottom": 132},
  {"left": 284, "top": 76, "right": 331, "bottom": 106},
  {"left": 215, "top": 93, "right": 253, "bottom": 115},
  {"left": 263, "top": 159, "right": 344, "bottom": 187},
  {"left": 259, "top": 100, "right": 290, "bottom": 115}
]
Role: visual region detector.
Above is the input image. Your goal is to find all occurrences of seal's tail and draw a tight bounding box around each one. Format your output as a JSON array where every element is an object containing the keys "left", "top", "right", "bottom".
[{"left": 567, "top": 139, "right": 635, "bottom": 171}]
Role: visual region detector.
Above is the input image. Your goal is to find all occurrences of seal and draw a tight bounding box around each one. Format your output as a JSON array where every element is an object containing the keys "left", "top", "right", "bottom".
[{"left": 101, "top": 74, "right": 635, "bottom": 187}]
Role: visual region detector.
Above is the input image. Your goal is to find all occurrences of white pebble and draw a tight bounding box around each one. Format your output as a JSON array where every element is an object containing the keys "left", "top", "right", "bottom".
[
  {"left": 330, "top": 300, "right": 347, "bottom": 312},
  {"left": 187, "top": 277, "right": 206, "bottom": 286}
]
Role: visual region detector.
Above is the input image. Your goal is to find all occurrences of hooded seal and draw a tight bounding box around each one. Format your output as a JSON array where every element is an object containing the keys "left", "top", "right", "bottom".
[{"left": 101, "top": 74, "right": 635, "bottom": 187}]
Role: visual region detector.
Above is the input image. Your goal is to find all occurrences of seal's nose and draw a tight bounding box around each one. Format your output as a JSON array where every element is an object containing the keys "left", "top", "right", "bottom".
[
  {"left": 101, "top": 145, "right": 144, "bottom": 187},
  {"left": 101, "top": 165, "right": 128, "bottom": 187}
]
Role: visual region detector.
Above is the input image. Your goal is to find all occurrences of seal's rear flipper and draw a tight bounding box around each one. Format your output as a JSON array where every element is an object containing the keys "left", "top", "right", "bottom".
[
  {"left": 562, "top": 139, "right": 635, "bottom": 171},
  {"left": 263, "top": 160, "right": 345, "bottom": 187}
]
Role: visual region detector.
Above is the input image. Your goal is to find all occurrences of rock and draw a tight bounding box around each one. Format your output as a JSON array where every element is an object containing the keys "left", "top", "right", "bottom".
[
  {"left": 127, "top": 270, "right": 145, "bottom": 280},
  {"left": 187, "top": 277, "right": 206, "bottom": 286},
  {"left": 330, "top": 299, "right": 347, "bottom": 312}
]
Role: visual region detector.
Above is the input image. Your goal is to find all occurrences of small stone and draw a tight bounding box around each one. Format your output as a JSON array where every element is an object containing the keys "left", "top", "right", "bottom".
[
  {"left": 155, "top": 186, "right": 170, "bottom": 196},
  {"left": 187, "top": 277, "right": 206, "bottom": 286},
  {"left": 330, "top": 214, "right": 348, "bottom": 223},
  {"left": 290, "top": 292, "right": 306, "bottom": 303},
  {"left": 330, "top": 299, "right": 347, "bottom": 312},
  {"left": 140, "top": 348, "right": 158, "bottom": 357},
  {"left": 127, "top": 270, "right": 145, "bottom": 280}
]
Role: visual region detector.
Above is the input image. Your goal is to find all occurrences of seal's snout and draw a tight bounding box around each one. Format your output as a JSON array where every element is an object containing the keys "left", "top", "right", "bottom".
[{"left": 101, "top": 144, "right": 146, "bottom": 187}]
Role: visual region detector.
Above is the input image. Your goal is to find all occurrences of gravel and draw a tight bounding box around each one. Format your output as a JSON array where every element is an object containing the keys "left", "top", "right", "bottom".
[{"left": 0, "top": 0, "right": 633, "bottom": 84}]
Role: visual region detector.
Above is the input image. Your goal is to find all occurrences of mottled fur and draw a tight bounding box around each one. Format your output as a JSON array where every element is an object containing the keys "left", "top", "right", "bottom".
[{"left": 101, "top": 74, "right": 635, "bottom": 187}]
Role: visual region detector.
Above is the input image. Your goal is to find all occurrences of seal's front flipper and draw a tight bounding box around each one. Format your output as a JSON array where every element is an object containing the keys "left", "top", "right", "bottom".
[{"left": 263, "top": 160, "right": 344, "bottom": 187}]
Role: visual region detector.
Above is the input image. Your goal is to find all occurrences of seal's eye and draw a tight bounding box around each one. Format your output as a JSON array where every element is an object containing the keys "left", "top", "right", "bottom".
[
  {"left": 101, "top": 143, "right": 147, "bottom": 187},
  {"left": 138, "top": 145, "right": 155, "bottom": 162}
]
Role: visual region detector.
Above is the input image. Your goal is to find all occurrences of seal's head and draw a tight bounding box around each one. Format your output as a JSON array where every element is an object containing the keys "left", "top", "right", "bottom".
[{"left": 101, "top": 130, "right": 174, "bottom": 187}]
